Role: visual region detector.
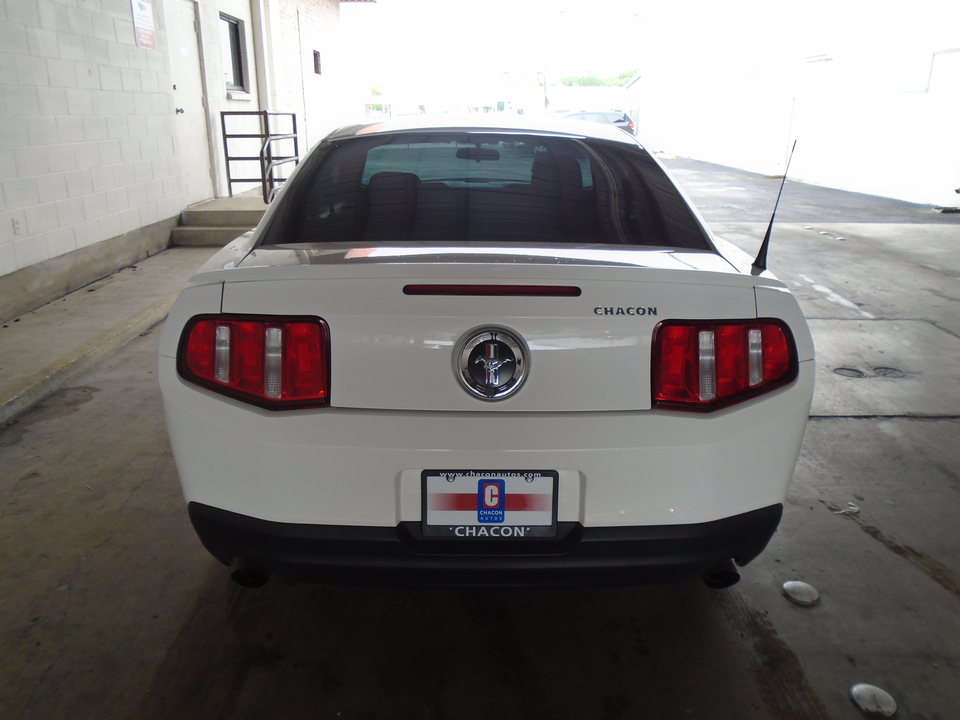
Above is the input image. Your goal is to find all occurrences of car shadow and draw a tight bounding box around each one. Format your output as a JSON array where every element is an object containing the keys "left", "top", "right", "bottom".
[{"left": 139, "top": 570, "right": 773, "bottom": 720}]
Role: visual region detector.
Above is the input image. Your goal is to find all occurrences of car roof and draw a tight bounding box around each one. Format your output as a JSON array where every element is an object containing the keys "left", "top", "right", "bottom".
[{"left": 325, "top": 114, "right": 639, "bottom": 145}]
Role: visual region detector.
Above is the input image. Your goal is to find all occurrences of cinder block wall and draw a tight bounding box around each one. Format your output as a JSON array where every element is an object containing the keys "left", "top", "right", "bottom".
[
  {"left": 0, "top": 0, "right": 186, "bottom": 291},
  {"left": 0, "top": 0, "right": 348, "bottom": 322}
]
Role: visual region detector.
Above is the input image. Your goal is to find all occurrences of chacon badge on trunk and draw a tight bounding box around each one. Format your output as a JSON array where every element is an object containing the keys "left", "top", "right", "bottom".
[{"left": 455, "top": 327, "right": 528, "bottom": 400}]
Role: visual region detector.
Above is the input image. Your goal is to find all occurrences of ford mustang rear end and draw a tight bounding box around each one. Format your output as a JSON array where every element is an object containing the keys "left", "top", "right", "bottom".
[{"left": 158, "top": 117, "right": 814, "bottom": 587}]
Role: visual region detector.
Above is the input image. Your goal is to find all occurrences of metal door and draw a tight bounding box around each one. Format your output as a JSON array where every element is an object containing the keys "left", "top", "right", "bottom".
[{"left": 166, "top": 0, "right": 215, "bottom": 203}]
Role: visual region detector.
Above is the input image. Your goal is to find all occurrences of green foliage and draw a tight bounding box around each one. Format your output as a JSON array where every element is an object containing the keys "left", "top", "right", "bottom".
[
  {"left": 562, "top": 73, "right": 603, "bottom": 87},
  {"left": 371, "top": 86, "right": 383, "bottom": 96},
  {"left": 561, "top": 70, "right": 640, "bottom": 87}
]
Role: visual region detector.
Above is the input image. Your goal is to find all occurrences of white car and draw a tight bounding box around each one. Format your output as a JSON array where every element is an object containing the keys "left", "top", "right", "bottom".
[{"left": 158, "top": 116, "right": 814, "bottom": 588}]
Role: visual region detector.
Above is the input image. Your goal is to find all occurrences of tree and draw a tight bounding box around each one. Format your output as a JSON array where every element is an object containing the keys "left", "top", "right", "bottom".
[{"left": 560, "top": 70, "right": 640, "bottom": 87}]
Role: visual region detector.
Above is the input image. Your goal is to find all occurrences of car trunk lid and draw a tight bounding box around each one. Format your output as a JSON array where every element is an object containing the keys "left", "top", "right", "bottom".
[{"left": 215, "top": 245, "right": 766, "bottom": 412}]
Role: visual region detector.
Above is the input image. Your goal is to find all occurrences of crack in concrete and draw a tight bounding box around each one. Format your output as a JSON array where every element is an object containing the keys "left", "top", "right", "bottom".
[
  {"left": 821, "top": 500, "right": 960, "bottom": 600},
  {"left": 928, "top": 320, "right": 960, "bottom": 341},
  {"left": 809, "top": 415, "right": 960, "bottom": 420}
]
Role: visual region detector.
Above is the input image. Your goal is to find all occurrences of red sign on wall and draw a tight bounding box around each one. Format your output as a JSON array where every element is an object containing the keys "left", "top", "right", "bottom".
[{"left": 131, "top": 0, "right": 157, "bottom": 50}]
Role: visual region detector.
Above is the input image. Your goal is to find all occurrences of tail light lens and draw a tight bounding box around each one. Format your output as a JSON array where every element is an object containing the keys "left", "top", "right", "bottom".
[
  {"left": 178, "top": 315, "right": 330, "bottom": 409},
  {"left": 652, "top": 319, "right": 797, "bottom": 411}
]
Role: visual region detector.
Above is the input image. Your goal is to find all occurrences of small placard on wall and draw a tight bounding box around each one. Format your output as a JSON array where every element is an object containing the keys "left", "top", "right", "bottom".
[
  {"left": 313, "top": 51, "right": 321, "bottom": 75},
  {"left": 131, "top": 0, "right": 157, "bottom": 50}
]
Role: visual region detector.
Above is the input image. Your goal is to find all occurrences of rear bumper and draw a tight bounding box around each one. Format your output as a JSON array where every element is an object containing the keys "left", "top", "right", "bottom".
[{"left": 188, "top": 502, "right": 783, "bottom": 587}]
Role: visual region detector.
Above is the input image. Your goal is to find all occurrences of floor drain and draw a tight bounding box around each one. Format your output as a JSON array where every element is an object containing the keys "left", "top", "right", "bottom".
[
  {"left": 834, "top": 367, "right": 867, "bottom": 378},
  {"left": 873, "top": 367, "right": 906, "bottom": 378}
]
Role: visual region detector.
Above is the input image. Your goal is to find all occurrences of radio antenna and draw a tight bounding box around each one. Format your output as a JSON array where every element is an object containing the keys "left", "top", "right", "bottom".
[{"left": 752, "top": 140, "right": 797, "bottom": 275}]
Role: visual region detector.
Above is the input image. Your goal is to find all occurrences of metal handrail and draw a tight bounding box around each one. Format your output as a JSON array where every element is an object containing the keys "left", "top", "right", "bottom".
[{"left": 221, "top": 111, "right": 299, "bottom": 203}]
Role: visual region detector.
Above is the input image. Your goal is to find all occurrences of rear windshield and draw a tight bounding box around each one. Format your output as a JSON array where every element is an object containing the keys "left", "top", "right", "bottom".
[{"left": 259, "top": 132, "right": 712, "bottom": 250}]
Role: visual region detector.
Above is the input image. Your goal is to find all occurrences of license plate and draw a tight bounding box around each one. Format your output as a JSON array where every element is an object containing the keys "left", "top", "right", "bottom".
[{"left": 422, "top": 470, "right": 558, "bottom": 538}]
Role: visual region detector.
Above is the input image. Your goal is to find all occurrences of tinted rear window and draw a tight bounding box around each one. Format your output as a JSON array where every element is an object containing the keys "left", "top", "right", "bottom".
[{"left": 259, "top": 132, "right": 711, "bottom": 250}]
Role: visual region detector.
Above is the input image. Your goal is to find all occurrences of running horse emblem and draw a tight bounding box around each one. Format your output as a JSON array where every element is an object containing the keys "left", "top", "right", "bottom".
[{"left": 474, "top": 342, "right": 513, "bottom": 386}]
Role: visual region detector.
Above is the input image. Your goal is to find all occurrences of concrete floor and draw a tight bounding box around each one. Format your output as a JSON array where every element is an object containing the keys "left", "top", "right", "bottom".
[{"left": 1, "top": 160, "right": 958, "bottom": 719}]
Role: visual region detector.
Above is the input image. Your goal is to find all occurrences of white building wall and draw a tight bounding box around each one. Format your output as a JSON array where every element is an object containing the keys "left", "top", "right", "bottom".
[
  {"left": 627, "top": 4, "right": 960, "bottom": 209},
  {"left": 0, "top": 0, "right": 185, "bottom": 279},
  {"left": 269, "top": 0, "right": 343, "bottom": 149},
  {"left": 787, "top": 51, "right": 960, "bottom": 207}
]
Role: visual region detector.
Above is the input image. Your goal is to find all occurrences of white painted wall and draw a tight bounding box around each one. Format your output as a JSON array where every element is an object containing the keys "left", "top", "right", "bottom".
[
  {"left": 263, "top": 0, "right": 344, "bottom": 148},
  {"left": 627, "top": 2, "right": 960, "bottom": 208}
]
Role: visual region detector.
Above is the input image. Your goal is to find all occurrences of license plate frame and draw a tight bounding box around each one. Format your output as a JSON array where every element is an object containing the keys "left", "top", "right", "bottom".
[{"left": 421, "top": 470, "right": 559, "bottom": 539}]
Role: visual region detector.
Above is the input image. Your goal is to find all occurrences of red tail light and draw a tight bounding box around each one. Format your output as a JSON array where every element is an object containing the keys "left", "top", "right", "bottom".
[
  {"left": 178, "top": 315, "right": 329, "bottom": 409},
  {"left": 652, "top": 319, "right": 797, "bottom": 411}
]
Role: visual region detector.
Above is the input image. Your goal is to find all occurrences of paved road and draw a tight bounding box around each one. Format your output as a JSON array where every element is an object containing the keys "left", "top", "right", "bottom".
[{"left": 2, "top": 161, "right": 959, "bottom": 719}]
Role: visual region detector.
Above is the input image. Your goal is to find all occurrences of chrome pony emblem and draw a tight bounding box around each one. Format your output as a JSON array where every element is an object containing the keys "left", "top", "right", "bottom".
[
  {"left": 455, "top": 328, "right": 528, "bottom": 400},
  {"left": 475, "top": 343, "right": 512, "bottom": 385}
]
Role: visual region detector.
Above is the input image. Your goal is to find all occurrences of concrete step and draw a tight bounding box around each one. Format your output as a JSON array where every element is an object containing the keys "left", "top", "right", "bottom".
[
  {"left": 170, "top": 226, "right": 253, "bottom": 247},
  {"left": 171, "top": 191, "right": 268, "bottom": 248},
  {"left": 179, "top": 208, "right": 266, "bottom": 227}
]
